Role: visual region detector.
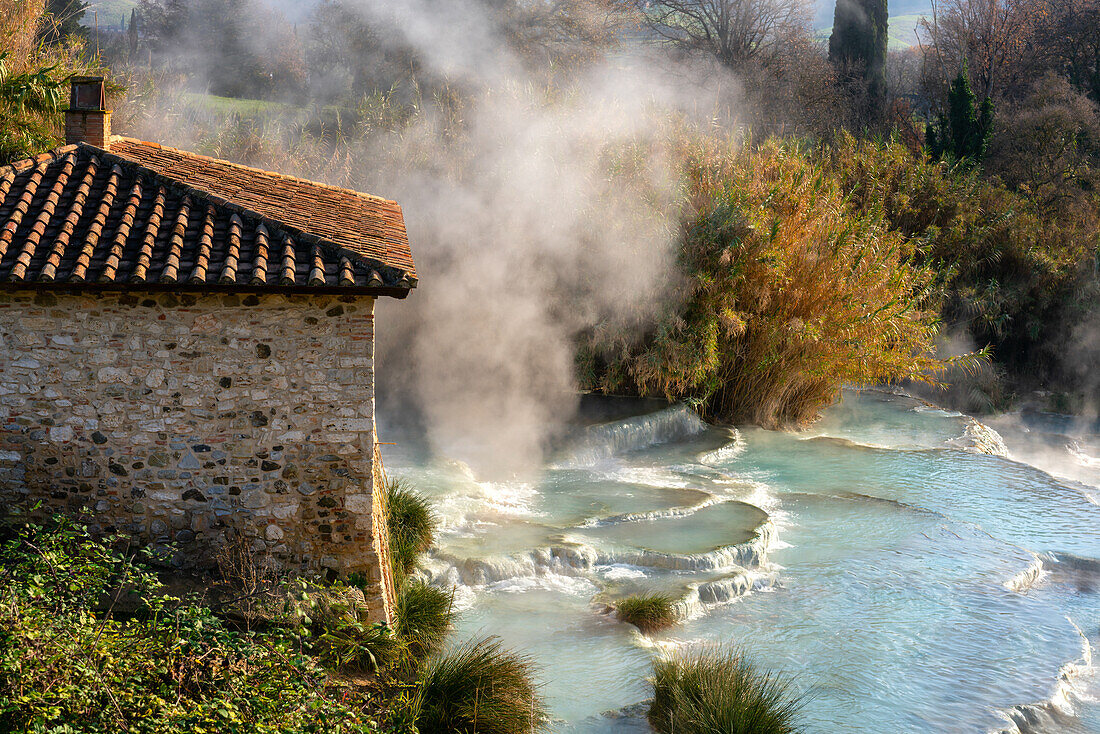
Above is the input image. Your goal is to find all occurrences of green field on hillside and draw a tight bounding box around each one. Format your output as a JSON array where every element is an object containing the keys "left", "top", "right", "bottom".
[
  {"left": 815, "top": 13, "right": 925, "bottom": 50},
  {"left": 886, "top": 14, "right": 925, "bottom": 49},
  {"left": 180, "top": 91, "right": 297, "bottom": 119},
  {"left": 82, "top": 0, "right": 138, "bottom": 29}
]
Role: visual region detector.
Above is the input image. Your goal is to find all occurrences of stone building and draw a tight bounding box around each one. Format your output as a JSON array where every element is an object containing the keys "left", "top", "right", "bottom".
[{"left": 0, "top": 78, "right": 416, "bottom": 622}]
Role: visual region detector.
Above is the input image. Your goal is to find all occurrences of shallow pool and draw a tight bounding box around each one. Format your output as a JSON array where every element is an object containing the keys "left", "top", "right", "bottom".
[{"left": 382, "top": 390, "right": 1100, "bottom": 733}]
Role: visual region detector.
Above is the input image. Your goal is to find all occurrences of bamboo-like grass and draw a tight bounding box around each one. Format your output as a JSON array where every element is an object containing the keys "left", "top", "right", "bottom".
[
  {"left": 415, "top": 636, "right": 546, "bottom": 734},
  {"left": 649, "top": 646, "right": 805, "bottom": 734},
  {"left": 614, "top": 592, "right": 678, "bottom": 634},
  {"left": 583, "top": 135, "right": 968, "bottom": 428}
]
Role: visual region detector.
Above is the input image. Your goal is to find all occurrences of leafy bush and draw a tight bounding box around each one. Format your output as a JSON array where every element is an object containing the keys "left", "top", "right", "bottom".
[
  {"left": 394, "top": 580, "right": 454, "bottom": 660},
  {"left": 583, "top": 136, "right": 948, "bottom": 427},
  {"left": 650, "top": 647, "right": 805, "bottom": 734},
  {"left": 386, "top": 479, "right": 437, "bottom": 584},
  {"left": 829, "top": 132, "right": 1099, "bottom": 395},
  {"left": 614, "top": 593, "right": 678, "bottom": 634},
  {"left": 415, "top": 636, "right": 546, "bottom": 734},
  {"left": 309, "top": 590, "right": 407, "bottom": 674},
  {"left": 0, "top": 0, "right": 97, "bottom": 163},
  {"left": 0, "top": 517, "right": 384, "bottom": 733}
]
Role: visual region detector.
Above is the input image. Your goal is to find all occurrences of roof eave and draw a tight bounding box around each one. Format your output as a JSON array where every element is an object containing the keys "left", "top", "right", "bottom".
[
  {"left": 0, "top": 281, "right": 413, "bottom": 299},
  {"left": 82, "top": 142, "right": 418, "bottom": 286}
]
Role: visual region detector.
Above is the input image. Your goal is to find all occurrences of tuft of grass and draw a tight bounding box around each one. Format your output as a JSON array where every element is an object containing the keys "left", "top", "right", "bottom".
[
  {"left": 386, "top": 479, "right": 437, "bottom": 584},
  {"left": 415, "top": 636, "right": 546, "bottom": 734},
  {"left": 394, "top": 580, "right": 455, "bottom": 660},
  {"left": 614, "top": 593, "right": 678, "bottom": 634},
  {"left": 650, "top": 646, "right": 805, "bottom": 734}
]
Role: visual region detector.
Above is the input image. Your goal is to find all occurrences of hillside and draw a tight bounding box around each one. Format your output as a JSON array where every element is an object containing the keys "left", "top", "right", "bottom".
[
  {"left": 83, "top": 0, "right": 137, "bottom": 28},
  {"left": 814, "top": 0, "right": 931, "bottom": 46}
]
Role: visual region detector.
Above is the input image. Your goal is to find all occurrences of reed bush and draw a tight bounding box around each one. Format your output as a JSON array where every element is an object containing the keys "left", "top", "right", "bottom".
[
  {"left": 414, "top": 636, "right": 546, "bottom": 734},
  {"left": 826, "top": 132, "right": 1098, "bottom": 394},
  {"left": 614, "top": 593, "right": 678, "bottom": 634},
  {"left": 0, "top": 0, "right": 100, "bottom": 163},
  {"left": 583, "top": 135, "right": 951, "bottom": 427},
  {"left": 394, "top": 580, "right": 455, "bottom": 660},
  {"left": 386, "top": 479, "right": 438, "bottom": 585},
  {"left": 649, "top": 647, "right": 805, "bottom": 734}
]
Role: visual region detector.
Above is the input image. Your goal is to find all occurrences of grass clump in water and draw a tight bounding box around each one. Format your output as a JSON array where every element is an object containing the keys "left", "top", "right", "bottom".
[
  {"left": 394, "top": 579, "right": 454, "bottom": 660},
  {"left": 386, "top": 479, "right": 437, "bottom": 584},
  {"left": 650, "top": 646, "right": 805, "bottom": 734},
  {"left": 614, "top": 592, "right": 678, "bottom": 634},
  {"left": 415, "top": 636, "right": 546, "bottom": 734}
]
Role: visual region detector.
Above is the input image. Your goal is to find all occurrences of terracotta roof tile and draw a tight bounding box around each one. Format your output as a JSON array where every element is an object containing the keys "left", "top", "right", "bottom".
[{"left": 0, "top": 139, "right": 416, "bottom": 296}]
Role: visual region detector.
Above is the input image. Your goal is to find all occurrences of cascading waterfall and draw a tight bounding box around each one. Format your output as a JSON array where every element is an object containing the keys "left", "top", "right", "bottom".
[
  {"left": 554, "top": 403, "right": 707, "bottom": 467},
  {"left": 382, "top": 389, "right": 1100, "bottom": 734}
]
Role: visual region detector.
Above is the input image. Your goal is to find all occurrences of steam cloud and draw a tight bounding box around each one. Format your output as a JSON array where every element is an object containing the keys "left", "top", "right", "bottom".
[
  {"left": 128, "top": 0, "right": 740, "bottom": 476},
  {"left": 357, "top": 5, "right": 703, "bottom": 475}
]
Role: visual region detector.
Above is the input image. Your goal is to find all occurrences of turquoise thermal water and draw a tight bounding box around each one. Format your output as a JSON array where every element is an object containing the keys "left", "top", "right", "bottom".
[{"left": 381, "top": 390, "right": 1100, "bottom": 733}]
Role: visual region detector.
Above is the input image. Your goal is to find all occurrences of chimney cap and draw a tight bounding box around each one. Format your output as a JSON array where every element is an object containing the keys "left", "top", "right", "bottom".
[{"left": 69, "top": 77, "right": 107, "bottom": 111}]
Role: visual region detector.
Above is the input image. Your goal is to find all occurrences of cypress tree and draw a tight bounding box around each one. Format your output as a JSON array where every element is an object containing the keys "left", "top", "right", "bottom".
[
  {"left": 927, "top": 66, "right": 994, "bottom": 165},
  {"left": 828, "top": 0, "right": 889, "bottom": 121}
]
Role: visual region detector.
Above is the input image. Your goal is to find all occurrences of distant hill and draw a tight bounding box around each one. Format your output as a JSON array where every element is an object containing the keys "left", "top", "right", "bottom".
[
  {"left": 814, "top": 0, "right": 931, "bottom": 47},
  {"left": 818, "top": 0, "right": 928, "bottom": 49}
]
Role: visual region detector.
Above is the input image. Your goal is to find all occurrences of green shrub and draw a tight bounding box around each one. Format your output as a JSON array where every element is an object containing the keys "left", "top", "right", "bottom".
[
  {"left": 386, "top": 479, "right": 437, "bottom": 584},
  {"left": 310, "top": 594, "right": 407, "bottom": 674},
  {"left": 415, "top": 636, "right": 546, "bottom": 734},
  {"left": 394, "top": 580, "right": 454, "bottom": 660},
  {"left": 650, "top": 647, "right": 805, "bottom": 734},
  {"left": 614, "top": 593, "right": 678, "bottom": 634},
  {"left": 0, "top": 518, "right": 383, "bottom": 733},
  {"left": 829, "top": 132, "right": 1098, "bottom": 392}
]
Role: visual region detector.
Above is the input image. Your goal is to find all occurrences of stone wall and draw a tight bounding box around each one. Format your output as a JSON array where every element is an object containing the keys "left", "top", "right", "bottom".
[{"left": 0, "top": 290, "right": 394, "bottom": 622}]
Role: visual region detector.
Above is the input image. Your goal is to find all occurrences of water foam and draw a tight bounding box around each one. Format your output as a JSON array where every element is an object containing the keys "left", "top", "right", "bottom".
[
  {"left": 581, "top": 496, "right": 725, "bottom": 527},
  {"left": 913, "top": 404, "right": 965, "bottom": 418},
  {"left": 995, "top": 619, "right": 1097, "bottom": 734},
  {"left": 698, "top": 428, "right": 746, "bottom": 466},
  {"left": 555, "top": 404, "right": 707, "bottom": 467},
  {"left": 1005, "top": 554, "right": 1050, "bottom": 593},
  {"left": 429, "top": 517, "right": 778, "bottom": 588},
  {"left": 1069, "top": 442, "right": 1100, "bottom": 469},
  {"left": 952, "top": 418, "right": 1011, "bottom": 457}
]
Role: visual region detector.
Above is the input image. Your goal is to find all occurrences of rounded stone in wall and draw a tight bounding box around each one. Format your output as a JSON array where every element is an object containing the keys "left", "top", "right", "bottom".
[{"left": 264, "top": 524, "right": 284, "bottom": 541}]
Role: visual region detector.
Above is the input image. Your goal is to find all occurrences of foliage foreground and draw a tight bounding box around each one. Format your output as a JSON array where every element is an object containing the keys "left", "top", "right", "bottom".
[
  {"left": 0, "top": 518, "right": 383, "bottom": 733},
  {"left": 0, "top": 509, "right": 546, "bottom": 734},
  {"left": 385, "top": 478, "right": 438, "bottom": 586},
  {"left": 414, "top": 637, "right": 544, "bottom": 734}
]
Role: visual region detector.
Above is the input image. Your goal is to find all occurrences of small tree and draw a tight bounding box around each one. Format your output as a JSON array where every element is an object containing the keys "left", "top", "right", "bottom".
[
  {"left": 927, "top": 65, "right": 994, "bottom": 164},
  {"left": 642, "top": 0, "right": 812, "bottom": 69}
]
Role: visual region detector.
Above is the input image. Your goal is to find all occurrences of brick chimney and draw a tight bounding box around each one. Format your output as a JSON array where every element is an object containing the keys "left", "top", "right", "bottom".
[{"left": 64, "top": 77, "right": 111, "bottom": 149}]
